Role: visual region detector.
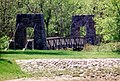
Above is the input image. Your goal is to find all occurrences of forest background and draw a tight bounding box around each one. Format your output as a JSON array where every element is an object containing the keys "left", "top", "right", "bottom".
[{"left": 0, "top": 0, "right": 120, "bottom": 49}]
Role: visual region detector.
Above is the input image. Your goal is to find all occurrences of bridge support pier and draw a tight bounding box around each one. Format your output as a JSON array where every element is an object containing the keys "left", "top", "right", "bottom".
[
  {"left": 9, "top": 14, "right": 47, "bottom": 50},
  {"left": 70, "top": 15, "right": 96, "bottom": 45}
]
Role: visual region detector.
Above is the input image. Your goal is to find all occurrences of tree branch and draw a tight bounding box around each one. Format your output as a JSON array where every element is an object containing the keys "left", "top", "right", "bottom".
[{"left": 24, "top": 3, "right": 34, "bottom": 13}]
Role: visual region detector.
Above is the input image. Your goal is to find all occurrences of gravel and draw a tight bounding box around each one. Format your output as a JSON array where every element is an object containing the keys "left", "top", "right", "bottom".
[{"left": 7, "top": 59, "right": 120, "bottom": 81}]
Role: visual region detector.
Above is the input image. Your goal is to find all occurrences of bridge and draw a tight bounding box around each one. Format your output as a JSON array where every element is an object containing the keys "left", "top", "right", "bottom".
[
  {"left": 9, "top": 14, "right": 99, "bottom": 50},
  {"left": 47, "top": 37, "right": 85, "bottom": 50},
  {"left": 9, "top": 37, "right": 85, "bottom": 50}
]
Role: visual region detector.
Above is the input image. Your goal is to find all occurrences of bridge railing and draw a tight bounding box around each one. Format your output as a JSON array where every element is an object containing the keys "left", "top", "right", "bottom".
[
  {"left": 46, "top": 37, "right": 86, "bottom": 50},
  {"left": 9, "top": 37, "right": 86, "bottom": 50}
]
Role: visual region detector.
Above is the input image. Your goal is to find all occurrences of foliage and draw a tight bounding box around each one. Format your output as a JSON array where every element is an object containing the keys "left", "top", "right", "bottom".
[
  {"left": 83, "top": 42, "right": 120, "bottom": 52},
  {"left": 94, "top": 0, "right": 120, "bottom": 41},
  {"left": 0, "top": 0, "right": 120, "bottom": 41},
  {"left": 0, "top": 36, "right": 9, "bottom": 50}
]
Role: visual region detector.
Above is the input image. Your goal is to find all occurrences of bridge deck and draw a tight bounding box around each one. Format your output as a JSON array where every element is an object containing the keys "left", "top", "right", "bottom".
[
  {"left": 46, "top": 37, "right": 85, "bottom": 50},
  {"left": 9, "top": 37, "right": 86, "bottom": 50}
]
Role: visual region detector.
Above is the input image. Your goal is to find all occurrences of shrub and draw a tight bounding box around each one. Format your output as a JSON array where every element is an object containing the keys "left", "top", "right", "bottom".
[
  {"left": 110, "top": 42, "right": 120, "bottom": 52},
  {"left": 82, "top": 42, "right": 120, "bottom": 52},
  {"left": 0, "top": 36, "right": 9, "bottom": 50},
  {"left": 82, "top": 44, "right": 94, "bottom": 52}
]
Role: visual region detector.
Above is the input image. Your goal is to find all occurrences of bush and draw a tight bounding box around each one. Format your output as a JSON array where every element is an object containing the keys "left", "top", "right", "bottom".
[
  {"left": 82, "top": 44, "right": 94, "bottom": 52},
  {"left": 82, "top": 42, "right": 120, "bottom": 52},
  {"left": 0, "top": 36, "right": 9, "bottom": 50},
  {"left": 110, "top": 42, "right": 120, "bottom": 52}
]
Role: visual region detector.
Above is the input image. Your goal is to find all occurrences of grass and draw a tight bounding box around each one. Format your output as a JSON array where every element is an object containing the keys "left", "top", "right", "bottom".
[
  {"left": 0, "top": 50, "right": 120, "bottom": 60},
  {"left": 0, "top": 42, "right": 119, "bottom": 60},
  {"left": 0, "top": 59, "right": 29, "bottom": 81},
  {"left": 0, "top": 42, "right": 119, "bottom": 81}
]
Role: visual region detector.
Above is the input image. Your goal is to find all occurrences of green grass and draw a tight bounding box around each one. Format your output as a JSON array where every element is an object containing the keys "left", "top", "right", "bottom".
[
  {"left": 0, "top": 59, "right": 28, "bottom": 81},
  {"left": 0, "top": 51, "right": 119, "bottom": 81},
  {"left": 0, "top": 42, "right": 119, "bottom": 81},
  {"left": 0, "top": 50, "right": 120, "bottom": 60},
  {"left": 0, "top": 42, "right": 119, "bottom": 60},
  {"left": 0, "top": 50, "right": 119, "bottom": 81}
]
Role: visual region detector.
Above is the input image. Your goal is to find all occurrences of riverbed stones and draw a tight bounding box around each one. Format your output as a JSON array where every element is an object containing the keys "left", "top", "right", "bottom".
[
  {"left": 16, "top": 59, "right": 120, "bottom": 73},
  {"left": 7, "top": 59, "right": 120, "bottom": 81}
]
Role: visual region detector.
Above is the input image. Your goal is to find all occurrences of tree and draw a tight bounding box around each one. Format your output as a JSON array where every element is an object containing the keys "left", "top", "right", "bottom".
[
  {"left": 0, "top": 0, "right": 17, "bottom": 38},
  {"left": 94, "top": 0, "right": 120, "bottom": 41},
  {"left": 0, "top": 0, "right": 119, "bottom": 41}
]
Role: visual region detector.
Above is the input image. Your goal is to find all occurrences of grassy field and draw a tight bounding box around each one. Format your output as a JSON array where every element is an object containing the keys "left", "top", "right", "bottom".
[
  {"left": 0, "top": 59, "right": 29, "bottom": 81},
  {"left": 0, "top": 51, "right": 120, "bottom": 81},
  {"left": 0, "top": 42, "right": 120, "bottom": 59},
  {"left": 0, "top": 50, "right": 120, "bottom": 81},
  {"left": 0, "top": 50, "right": 120, "bottom": 60},
  {"left": 0, "top": 42, "right": 120, "bottom": 81}
]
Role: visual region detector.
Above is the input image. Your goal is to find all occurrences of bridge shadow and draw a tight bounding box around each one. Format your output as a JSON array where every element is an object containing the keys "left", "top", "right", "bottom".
[{"left": 0, "top": 50, "right": 70, "bottom": 55}]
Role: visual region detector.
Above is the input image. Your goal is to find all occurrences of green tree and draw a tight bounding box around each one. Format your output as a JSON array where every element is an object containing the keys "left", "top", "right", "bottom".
[
  {"left": 0, "top": 0, "right": 119, "bottom": 41},
  {"left": 94, "top": 0, "right": 120, "bottom": 41}
]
